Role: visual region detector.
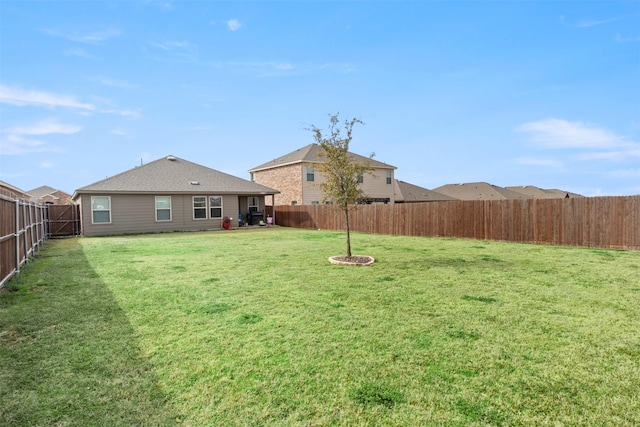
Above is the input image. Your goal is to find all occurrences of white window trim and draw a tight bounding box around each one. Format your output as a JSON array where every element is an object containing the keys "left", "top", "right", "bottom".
[
  {"left": 155, "top": 196, "right": 172, "bottom": 222},
  {"left": 193, "top": 196, "right": 207, "bottom": 220},
  {"left": 209, "top": 196, "right": 223, "bottom": 219},
  {"left": 91, "top": 196, "right": 111, "bottom": 225}
]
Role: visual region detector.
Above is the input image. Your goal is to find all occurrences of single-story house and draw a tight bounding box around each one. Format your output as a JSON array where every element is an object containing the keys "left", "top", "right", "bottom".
[
  {"left": 72, "top": 155, "right": 279, "bottom": 236},
  {"left": 28, "top": 185, "right": 73, "bottom": 205}
]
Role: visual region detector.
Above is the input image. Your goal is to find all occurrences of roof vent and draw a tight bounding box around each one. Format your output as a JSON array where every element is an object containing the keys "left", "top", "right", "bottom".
[
  {"left": 189, "top": 181, "right": 200, "bottom": 185},
  {"left": 167, "top": 155, "right": 177, "bottom": 161}
]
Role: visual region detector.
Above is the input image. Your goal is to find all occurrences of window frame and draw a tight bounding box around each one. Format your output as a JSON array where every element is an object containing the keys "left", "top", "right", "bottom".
[
  {"left": 91, "top": 196, "right": 111, "bottom": 224},
  {"left": 248, "top": 196, "right": 259, "bottom": 213},
  {"left": 209, "top": 196, "right": 223, "bottom": 219},
  {"left": 155, "top": 196, "right": 172, "bottom": 222},
  {"left": 193, "top": 196, "right": 207, "bottom": 220},
  {"left": 306, "top": 166, "right": 315, "bottom": 182},
  {"left": 386, "top": 170, "right": 392, "bottom": 185}
]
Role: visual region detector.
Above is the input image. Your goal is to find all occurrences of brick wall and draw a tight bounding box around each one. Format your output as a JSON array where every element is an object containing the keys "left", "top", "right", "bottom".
[{"left": 254, "top": 164, "right": 303, "bottom": 206}]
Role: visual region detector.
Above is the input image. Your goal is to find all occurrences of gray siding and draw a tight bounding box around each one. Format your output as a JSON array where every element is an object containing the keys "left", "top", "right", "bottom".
[{"left": 79, "top": 193, "right": 244, "bottom": 236}]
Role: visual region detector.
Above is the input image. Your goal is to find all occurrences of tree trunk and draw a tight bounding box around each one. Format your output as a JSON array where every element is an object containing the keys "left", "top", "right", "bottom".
[{"left": 344, "top": 204, "right": 352, "bottom": 257}]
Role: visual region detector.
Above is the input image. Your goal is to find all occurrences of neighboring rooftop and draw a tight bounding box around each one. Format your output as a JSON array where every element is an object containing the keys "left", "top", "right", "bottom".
[
  {"left": 394, "top": 180, "right": 458, "bottom": 202},
  {"left": 505, "top": 186, "right": 584, "bottom": 199},
  {"left": 0, "top": 180, "right": 31, "bottom": 199},
  {"left": 249, "top": 143, "right": 396, "bottom": 172},
  {"left": 432, "top": 182, "right": 529, "bottom": 200},
  {"left": 432, "top": 182, "right": 584, "bottom": 200}
]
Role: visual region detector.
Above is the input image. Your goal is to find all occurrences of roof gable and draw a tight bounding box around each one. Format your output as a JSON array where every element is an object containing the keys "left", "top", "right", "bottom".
[
  {"left": 394, "top": 180, "right": 457, "bottom": 202},
  {"left": 73, "top": 155, "right": 278, "bottom": 197},
  {"left": 28, "top": 185, "right": 59, "bottom": 198},
  {"left": 249, "top": 143, "right": 396, "bottom": 172}
]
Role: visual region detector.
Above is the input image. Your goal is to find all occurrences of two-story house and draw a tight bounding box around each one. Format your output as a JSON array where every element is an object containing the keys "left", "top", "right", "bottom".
[{"left": 249, "top": 143, "right": 397, "bottom": 206}]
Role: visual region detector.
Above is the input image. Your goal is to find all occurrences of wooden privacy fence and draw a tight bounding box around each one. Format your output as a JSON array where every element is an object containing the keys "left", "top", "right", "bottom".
[
  {"left": 274, "top": 196, "right": 640, "bottom": 250},
  {"left": 0, "top": 196, "right": 80, "bottom": 288}
]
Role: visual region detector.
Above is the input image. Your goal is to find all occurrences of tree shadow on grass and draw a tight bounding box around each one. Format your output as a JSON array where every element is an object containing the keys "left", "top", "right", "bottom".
[{"left": 0, "top": 239, "right": 176, "bottom": 426}]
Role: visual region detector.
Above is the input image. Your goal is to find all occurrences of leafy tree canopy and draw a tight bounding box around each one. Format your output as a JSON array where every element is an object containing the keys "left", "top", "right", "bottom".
[{"left": 308, "top": 113, "right": 374, "bottom": 257}]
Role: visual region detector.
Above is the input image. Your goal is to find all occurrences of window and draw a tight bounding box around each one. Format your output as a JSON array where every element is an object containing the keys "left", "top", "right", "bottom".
[
  {"left": 248, "top": 196, "right": 259, "bottom": 212},
  {"left": 155, "top": 196, "right": 171, "bottom": 221},
  {"left": 250, "top": 172, "right": 256, "bottom": 182},
  {"left": 386, "top": 170, "right": 392, "bottom": 185},
  {"left": 311, "top": 201, "right": 319, "bottom": 205},
  {"left": 358, "top": 173, "right": 364, "bottom": 184},
  {"left": 91, "top": 196, "right": 111, "bottom": 224},
  {"left": 209, "top": 196, "right": 222, "bottom": 218},
  {"left": 291, "top": 201, "right": 298, "bottom": 206},
  {"left": 193, "top": 196, "right": 207, "bottom": 219},
  {"left": 306, "top": 166, "right": 315, "bottom": 182}
]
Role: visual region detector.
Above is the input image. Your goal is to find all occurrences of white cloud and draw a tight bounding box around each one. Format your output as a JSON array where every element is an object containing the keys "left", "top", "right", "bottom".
[
  {"left": 111, "top": 128, "right": 129, "bottom": 137},
  {"left": 227, "top": 19, "right": 242, "bottom": 31},
  {"left": 577, "top": 147, "right": 640, "bottom": 161},
  {"left": 576, "top": 17, "right": 617, "bottom": 28},
  {"left": 518, "top": 118, "right": 640, "bottom": 165},
  {"left": 148, "top": 41, "right": 197, "bottom": 63},
  {"left": 517, "top": 118, "right": 631, "bottom": 149},
  {"left": 40, "top": 162, "right": 54, "bottom": 169},
  {"left": 149, "top": 40, "right": 191, "bottom": 51},
  {"left": 102, "top": 109, "right": 142, "bottom": 119},
  {"left": 42, "top": 27, "right": 121, "bottom": 44},
  {"left": 64, "top": 49, "right": 97, "bottom": 59},
  {"left": 0, "top": 85, "right": 95, "bottom": 111},
  {"left": 6, "top": 119, "right": 82, "bottom": 136},
  {"left": 1, "top": 84, "right": 141, "bottom": 118},
  {"left": 1, "top": 134, "right": 49, "bottom": 155},
  {"left": 1, "top": 119, "right": 82, "bottom": 155}
]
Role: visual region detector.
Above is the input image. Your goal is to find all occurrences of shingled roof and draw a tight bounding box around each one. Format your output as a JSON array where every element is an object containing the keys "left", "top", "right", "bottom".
[
  {"left": 394, "top": 180, "right": 458, "bottom": 202},
  {"left": 432, "top": 182, "right": 529, "bottom": 200},
  {"left": 505, "top": 186, "right": 584, "bottom": 199},
  {"left": 73, "top": 155, "right": 278, "bottom": 198},
  {"left": 248, "top": 143, "right": 396, "bottom": 172}
]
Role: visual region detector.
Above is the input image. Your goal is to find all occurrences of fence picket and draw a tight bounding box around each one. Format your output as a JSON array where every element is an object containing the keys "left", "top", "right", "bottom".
[
  {"left": 275, "top": 196, "right": 640, "bottom": 250},
  {"left": 1, "top": 196, "right": 80, "bottom": 288}
]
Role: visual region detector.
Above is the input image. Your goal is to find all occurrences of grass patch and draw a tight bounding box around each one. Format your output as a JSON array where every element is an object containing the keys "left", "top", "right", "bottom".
[
  {"left": 1, "top": 227, "right": 639, "bottom": 426},
  {"left": 461, "top": 295, "right": 498, "bottom": 303},
  {"left": 350, "top": 381, "right": 406, "bottom": 407}
]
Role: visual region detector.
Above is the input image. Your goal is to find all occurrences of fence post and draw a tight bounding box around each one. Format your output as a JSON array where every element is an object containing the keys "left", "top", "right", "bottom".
[{"left": 15, "top": 198, "right": 20, "bottom": 275}]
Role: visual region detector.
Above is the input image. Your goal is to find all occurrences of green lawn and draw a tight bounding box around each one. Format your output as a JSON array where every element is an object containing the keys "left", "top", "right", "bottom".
[{"left": 1, "top": 227, "right": 639, "bottom": 426}]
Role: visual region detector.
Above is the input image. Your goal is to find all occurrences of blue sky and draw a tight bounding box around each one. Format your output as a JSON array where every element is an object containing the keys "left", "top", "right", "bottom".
[{"left": 1, "top": 0, "right": 639, "bottom": 197}]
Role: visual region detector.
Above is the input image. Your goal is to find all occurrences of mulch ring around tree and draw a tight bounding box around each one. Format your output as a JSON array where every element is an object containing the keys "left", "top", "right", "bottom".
[{"left": 328, "top": 255, "right": 375, "bottom": 266}]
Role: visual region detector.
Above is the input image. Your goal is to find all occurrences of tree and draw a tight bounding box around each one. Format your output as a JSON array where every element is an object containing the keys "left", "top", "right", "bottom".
[{"left": 309, "top": 113, "right": 374, "bottom": 258}]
